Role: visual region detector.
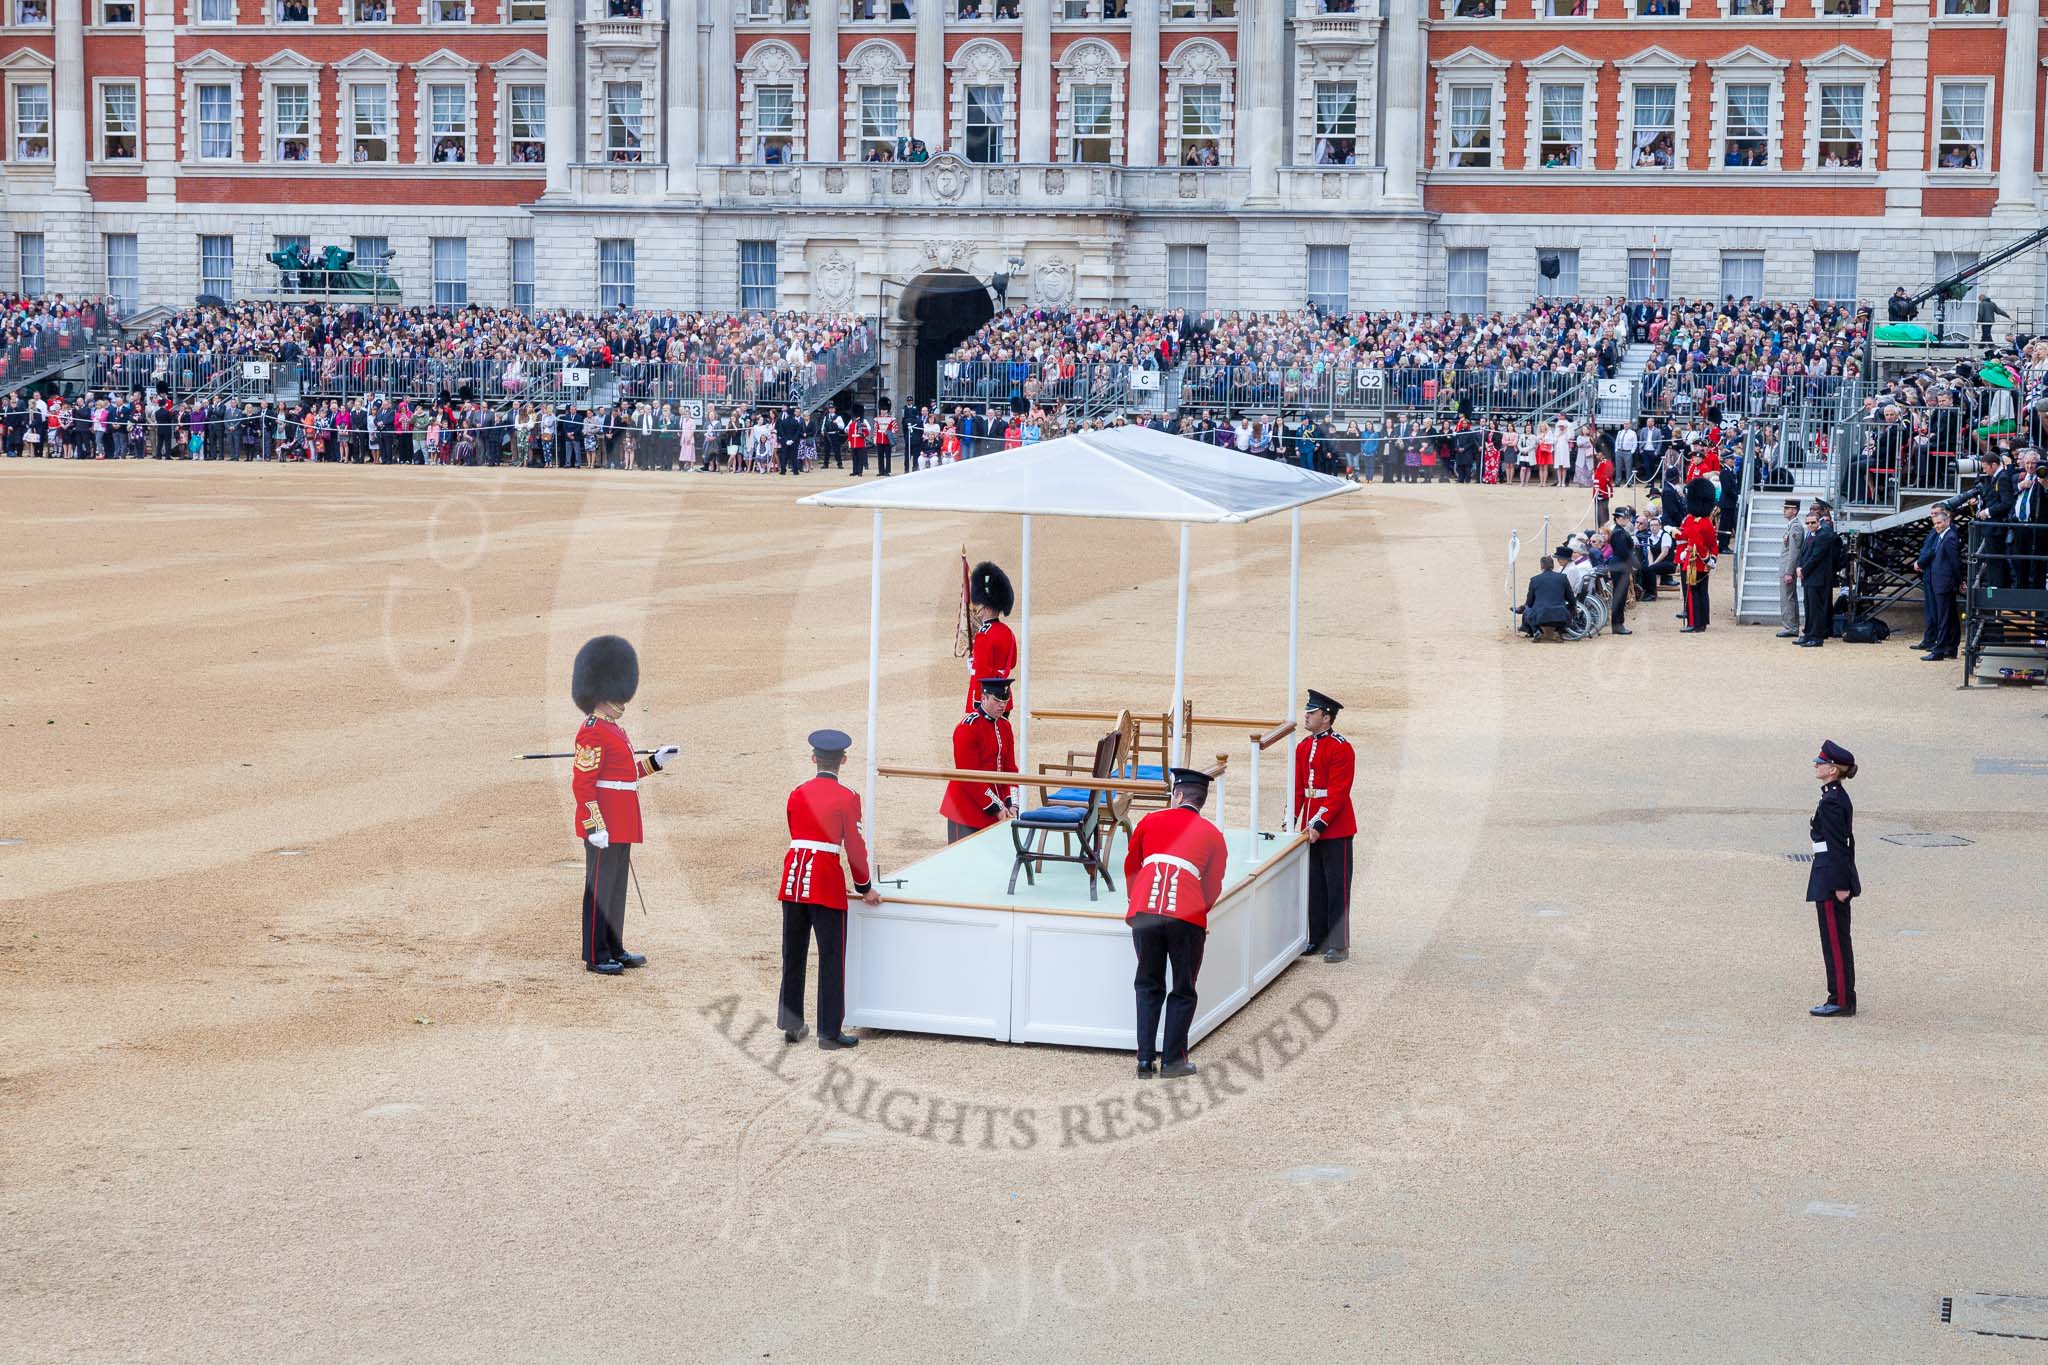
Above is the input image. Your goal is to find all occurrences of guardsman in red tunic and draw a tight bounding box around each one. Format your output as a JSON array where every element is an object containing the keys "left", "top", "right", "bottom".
[
  {"left": 940, "top": 676, "right": 1018, "bottom": 842},
  {"left": 778, "top": 729, "right": 877, "bottom": 1049},
  {"left": 1676, "top": 476, "right": 1720, "bottom": 632},
  {"left": 569, "top": 635, "right": 678, "bottom": 975},
  {"left": 965, "top": 561, "right": 1017, "bottom": 714},
  {"left": 1292, "top": 688, "right": 1358, "bottom": 963},
  {"left": 1125, "top": 767, "right": 1229, "bottom": 1079}
]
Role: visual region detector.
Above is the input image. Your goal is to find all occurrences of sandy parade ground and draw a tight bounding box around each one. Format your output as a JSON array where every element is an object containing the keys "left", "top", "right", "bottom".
[{"left": 3, "top": 457, "right": 2047, "bottom": 1362}]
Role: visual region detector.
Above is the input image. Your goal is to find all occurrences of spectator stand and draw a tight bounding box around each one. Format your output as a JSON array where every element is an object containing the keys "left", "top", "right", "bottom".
[{"left": 2, "top": 300, "right": 117, "bottom": 397}]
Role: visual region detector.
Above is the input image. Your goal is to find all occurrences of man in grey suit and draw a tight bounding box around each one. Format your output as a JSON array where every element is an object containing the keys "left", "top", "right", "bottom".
[{"left": 1776, "top": 497, "right": 1806, "bottom": 638}]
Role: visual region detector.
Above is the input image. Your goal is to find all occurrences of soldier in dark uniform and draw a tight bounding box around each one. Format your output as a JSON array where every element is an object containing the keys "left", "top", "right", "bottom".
[{"left": 1806, "top": 740, "right": 1861, "bottom": 1018}]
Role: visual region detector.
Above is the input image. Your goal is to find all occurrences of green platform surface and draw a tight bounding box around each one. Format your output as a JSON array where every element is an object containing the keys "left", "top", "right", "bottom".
[{"left": 881, "top": 825, "right": 1279, "bottom": 916}]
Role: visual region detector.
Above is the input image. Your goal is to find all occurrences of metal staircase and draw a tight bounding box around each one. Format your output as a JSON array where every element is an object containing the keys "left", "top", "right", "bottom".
[
  {"left": 1734, "top": 421, "right": 1834, "bottom": 624},
  {"left": 1596, "top": 343, "right": 1653, "bottom": 426}
]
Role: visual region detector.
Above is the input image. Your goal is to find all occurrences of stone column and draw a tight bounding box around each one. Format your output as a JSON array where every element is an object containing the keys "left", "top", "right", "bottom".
[
  {"left": 666, "top": 0, "right": 699, "bottom": 195},
  {"left": 1129, "top": 0, "right": 1160, "bottom": 166},
  {"left": 705, "top": 2, "right": 736, "bottom": 163},
  {"left": 53, "top": 0, "right": 87, "bottom": 194},
  {"left": 1021, "top": 0, "right": 1053, "bottom": 162},
  {"left": 544, "top": 0, "right": 578, "bottom": 196},
  {"left": 1997, "top": 0, "right": 2039, "bottom": 210},
  {"left": 808, "top": 0, "right": 840, "bottom": 161},
  {"left": 1240, "top": 0, "right": 1285, "bottom": 200},
  {"left": 1382, "top": 0, "right": 1424, "bottom": 206},
  {"left": 914, "top": 0, "right": 945, "bottom": 145}
]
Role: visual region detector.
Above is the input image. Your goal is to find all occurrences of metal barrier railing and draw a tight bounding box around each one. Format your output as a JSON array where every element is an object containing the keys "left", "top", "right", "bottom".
[
  {"left": 935, "top": 360, "right": 1148, "bottom": 412},
  {"left": 608, "top": 328, "right": 878, "bottom": 414},
  {"left": 1638, "top": 370, "right": 1858, "bottom": 419},
  {"left": 2, "top": 316, "right": 102, "bottom": 391},
  {"left": 1175, "top": 364, "right": 1590, "bottom": 419}
]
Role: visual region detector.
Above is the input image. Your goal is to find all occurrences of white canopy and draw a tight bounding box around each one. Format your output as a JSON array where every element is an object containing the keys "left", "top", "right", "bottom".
[{"left": 797, "top": 426, "right": 1357, "bottom": 523}]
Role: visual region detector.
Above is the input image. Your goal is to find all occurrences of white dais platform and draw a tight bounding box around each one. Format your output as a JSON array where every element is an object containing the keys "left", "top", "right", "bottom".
[{"left": 846, "top": 825, "right": 1310, "bottom": 1049}]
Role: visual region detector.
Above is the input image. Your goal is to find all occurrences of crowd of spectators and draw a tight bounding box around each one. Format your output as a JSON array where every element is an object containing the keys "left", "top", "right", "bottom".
[
  {"left": 1634, "top": 298, "right": 1868, "bottom": 418},
  {"left": 0, "top": 294, "right": 117, "bottom": 391}
]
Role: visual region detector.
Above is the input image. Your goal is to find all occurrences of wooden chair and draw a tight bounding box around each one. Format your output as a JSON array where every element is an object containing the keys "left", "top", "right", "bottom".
[{"left": 1010, "top": 727, "right": 1120, "bottom": 900}]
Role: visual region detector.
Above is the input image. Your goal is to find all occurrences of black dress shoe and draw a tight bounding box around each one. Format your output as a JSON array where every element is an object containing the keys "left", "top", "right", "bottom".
[
  {"left": 1322, "top": 948, "right": 1349, "bottom": 963},
  {"left": 1922, "top": 652, "right": 1947, "bottom": 662},
  {"left": 586, "top": 958, "right": 623, "bottom": 975},
  {"left": 783, "top": 1023, "right": 809, "bottom": 1044},
  {"left": 1136, "top": 1061, "right": 1157, "bottom": 1079},
  {"left": 613, "top": 951, "right": 646, "bottom": 968},
  {"left": 819, "top": 1032, "right": 860, "bottom": 1050},
  {"left": 1678, "top": 625, "right": 1700, "bottom": 633},
  {"left": 1809, "top": 1003, "right": 1856, "bottom": 1017},
  {"left": 1157, "top": 1059, "right": 1197, "bottom": 1079},
  {"left": 1300, "top": 943, "right": 1321, "bottom": 957},
  {"left": 1612, "top": 626, "right": 1632, "bottom": 635},
  {"left": 1798, "top": 639, "right": 1821, "bottom": 647},
  {"left": 1775, "top": 629, "right": 1798, "bottom": 638}
]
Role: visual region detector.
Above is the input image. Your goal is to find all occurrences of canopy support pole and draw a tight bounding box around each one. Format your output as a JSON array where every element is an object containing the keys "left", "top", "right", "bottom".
[
  {"left": 1283, "top": 507, "right": 1300, "bottom": 830},
  {"left": 865, "top": 510, "right": 883, "bottom": 853},
  {"left": 1019, "top": 513, "right": 1032, "bottom": 782},
  {"left": 1171, "top": 522, "right": 1190, "bottom": 766}
]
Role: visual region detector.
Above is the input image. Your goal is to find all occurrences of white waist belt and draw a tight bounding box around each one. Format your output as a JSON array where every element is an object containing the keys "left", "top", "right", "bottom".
[
  {"left": 790, "top": 839, "right": 840, "bottom": 855},
  {"left": 1143, "top": 853, "right": 1201, "bottom": 879},
  {"left": 1303, "top": 788, "right": 1327, "bottom": 797},
  {"left": 596, "top": 780, "right": 638, "bottom": 791},
  {"left": 1811, "top": 841, "right": 1828, "bottom": 853}
]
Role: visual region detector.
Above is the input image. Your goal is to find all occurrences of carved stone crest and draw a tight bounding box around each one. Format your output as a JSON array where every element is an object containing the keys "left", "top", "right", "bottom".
[
  {"left": 747, "top": 169, "right": 768, "bottom": 196},
  {"left": 890, "top": 167, "right": 910, "bottom": 193},
  {"left": 925, "top": 153, "right": 969, "bottom": 202},
  {"left": 920, "top": 238, "right": 976, "bottom": 272},
  {"left": 812, "top": 250, "right": 856, "bottom": 309},
  {"left": 1035, "top": 257, "right": 1074, "bottom": 306},
  {"left": 1043, "top": 167, "right": 1066, "bottom": 194},
  {"left": 823, "top": 166, "right": 846, "bottom": 193},
  {"left": 1321, "top": 173, "right": 1342, "bottom": 199},
  {"left": 611, "top": 170, "right": 629, "bottom": 193},
  {"left": 1178, "top": 173, "right": 1198, "bottom": 199}
]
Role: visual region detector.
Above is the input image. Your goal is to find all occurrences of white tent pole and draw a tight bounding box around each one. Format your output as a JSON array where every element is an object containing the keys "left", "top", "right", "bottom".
[
  {"left": 1019, "top": 513, "right": 1032, "bottom": 782},
  {"left": 1171, "top": 522, "right": 1190, "bottom": 766},
  {"left": 1285, "top": 507, "right": 1300, "bottom": 831},
  {"left": 865, "top": 510, "right": 882, "bottom": 853}
]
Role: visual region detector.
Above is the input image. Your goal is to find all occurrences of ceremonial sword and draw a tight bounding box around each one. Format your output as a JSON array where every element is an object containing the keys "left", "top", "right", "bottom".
[{"left": 517, "top": 749, "right": 658, "bottom": 760}]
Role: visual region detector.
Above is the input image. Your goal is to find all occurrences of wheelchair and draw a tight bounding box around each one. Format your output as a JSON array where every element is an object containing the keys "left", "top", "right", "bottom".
[{"left": 1562, "top": 573, "right": 1610, "bottom": 641}]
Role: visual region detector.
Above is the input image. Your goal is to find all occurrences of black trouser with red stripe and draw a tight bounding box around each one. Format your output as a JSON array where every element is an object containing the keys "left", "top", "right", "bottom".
[
  {"left": 1307, "top": 835, "right": 1354, "bottom": 952},
  {"left": 1682, "top": 570, "right": 1711, "bottom": 629},
  {"left": 1815, "top": 898, "right": 1856, "bottom": 1009},
  {"left": 581, "top": 842, "right": 630, "bottom": 965},
  {"left": 1131, "top": 912, "right": 1205, "bottom": 1065},
  {"left": 780, "top": 900, "right": 848, "bottom": 1037}
]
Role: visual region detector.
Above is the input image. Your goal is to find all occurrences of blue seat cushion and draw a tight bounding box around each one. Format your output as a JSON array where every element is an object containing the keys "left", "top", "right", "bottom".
[
  {"left": 1046, "top": 786, "right": 1095, "bottom": 804},
  {"left": 1122, "top": 764, "right": 1165, "bottom": 782},
  {"left": 1015, "top": 806, "right": 1090, "bottom": 826}
]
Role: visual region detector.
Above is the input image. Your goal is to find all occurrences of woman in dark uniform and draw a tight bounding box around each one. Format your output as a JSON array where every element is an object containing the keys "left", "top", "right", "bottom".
[{"left": 1807, "top": 740, "right": 1861, "bottom": 1017}]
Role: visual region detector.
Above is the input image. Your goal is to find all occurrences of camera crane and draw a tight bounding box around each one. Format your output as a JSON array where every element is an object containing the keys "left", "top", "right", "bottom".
[{"left": 1867, "top": 220, "right": 2048, "bottom": 372}]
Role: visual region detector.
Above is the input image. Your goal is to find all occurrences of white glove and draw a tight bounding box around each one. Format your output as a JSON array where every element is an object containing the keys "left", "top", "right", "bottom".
[
  {"left": 650, "top": 744, "right": 680, "bottom": 772},
  {"left": 587, "top": 828, "right": 610, "bottom": 850}
]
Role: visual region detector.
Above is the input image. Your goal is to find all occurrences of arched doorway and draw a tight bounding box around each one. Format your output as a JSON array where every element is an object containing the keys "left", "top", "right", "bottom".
[{"left": 900, "top": 269, "right": 995, "bottom": 408}]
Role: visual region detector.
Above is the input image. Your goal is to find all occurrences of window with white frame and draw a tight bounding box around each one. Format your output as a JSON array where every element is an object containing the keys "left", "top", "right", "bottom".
[
  {"left": 1167, "top": 244, "right": 1207, "bottom": 311},
  {"left": 348, "top": 84, "right": 390, "bottom": 162},
  {"left": 1168, "top": 0, "right": 1236, "bottom": 15},
  {"left": 508, "top": 84, "right": 545, "bottom": 163},
  {"left": 1722, "top": 82, "right": 1769, "bottom": 166},
  {"left": 1815, "top": 82, "right": 1864, "bottom": 167},
  {"left": 353, "top": 0, "right": 390, "bottom": 18},
  {"left": 1629, "top": 82, "right": 1675, "bottom": 168},
  {"left": 598, "top": 239, "right": 635, "bottom": 311},
  {"left": 1934, "top": 81, "right": 1987, "bottom": 170},
  {"left": 1536, "top": 248, "right": 1579, "bottom": 299},
  {"left": 428, "top": 83, "right": 470, "bottom": 163},
  {"left": 755, "top": 84, "right": 795, "bottom": 162},
  {"left": 964, "top": 84, "right": 1005, "bottom": 162},
  {"left": 270, "top": 82, "right": 311, "bottom": 161},
  {"left": 11, "top": 81, "right": 50, "bottom": 161},
  {"left": 431, "top": 237, "right": 467, "bottom": 306},
  {"left": 1447, "top": 247, "right": 1488, "bottom": 316},
  {"left": 196, "top": 0, "right": 234, "bottom": 18},
  {"left": 1719, "top": 250, "right": 1763, "bottom": 302},
  {"left": 510, "top": 238, "right": 534, "bottom": 311},
  {"left": 195, "top": 82, "right": 233, "bottom": 160},
  {"left": 1813, "top": 250, "right": 1857, "bottom": 302},
  {"left": 274, "top": 0, "right": 309, "bottom": 21},
  {"left": 739, "top": 240, "right": 777, "bottom": 312},
  {"left": 1817, "top": 0, "right": 1865, "bottom": 12},
  {"left": 1164, "top": 39, "right": 1232, "bottom": 168},
  {"left": 16, "top": 233, "right": 44, "bottom": 294},
  {"left": 1627, "top": 249, "right": 1669, "bottom": 301},
  {"left": 1070, "top": 82, "right": 1113, "bottom": 163},
  {"left": 1544, "top": 0, "right": 1587, "bottom": 14},
  {"left": 352, "top": 236, "right": 389, "bottom": 271},
  {"left": 1537, "top": 83, "right": 1584, "bottom": 168},
  {"left": 605, "top": 82, "right": 644, "bottom": 161},
  {"left": 1932, "top": 251, "right": 1979, "bottom": 307},
  {"left": 199, "top": 234, "right": 234, "bottom": 299},
  {"left": 1938, "top": 0, "right": 1991, "bottom": 11},
  {"left": 100, "top": 0, "right": 138, "bottom": 23},
  {"left": 98, "top": 82, "right": 139, "bottom": 160},
  {"left": 1636, "top": 0, "right": 1682, "bottom": 13},
  {"left": 1177, "top": 83, "right": 1222, "bottom": 164},
  {"left": 104, "top": 234, "right": 139, "bottom": 312},
  {"left": 1306, "top": 244, "right": 1348, "bottom": 313},
  {"left": 1312, "top": 81, "right": 1358, "bottom": 165},
  {"left": 1727, "top": 0, "right": 1773, "bottom": 13},
  {"left": 1447, "top": 84, "right": 1492, "bottom": 167},
  {"left": 433, "top": 0, "right": 467, "bottom": 20},
  {"left": 508, "top": 0, "right": 543, "bottom": 17},
  {"left": 12, "top": 0, "right": 51, "bottom": 21},
  {"left": 857, "top": 83, "right": 899, "bottom": 159},
  {"left": 1447, "top": 0, "right": 1498, "bottom": 16},
  {"left": 849, "top": 0, "right": 915, "bottom": 17}
]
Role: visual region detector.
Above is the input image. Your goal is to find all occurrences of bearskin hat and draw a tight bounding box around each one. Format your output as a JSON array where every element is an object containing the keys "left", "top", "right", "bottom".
[
  {"left": 970, "top": 561, "right": 1015, "bottom": 616},
  {"left": 572, "top": 634, "right": 639, "bottom": 714},
  {"left": 1685, "top": 477, "right": 1717, "bottom": 519},
  {"left": 1704, "top": 403, "right": 1723, "bottom": 425}
]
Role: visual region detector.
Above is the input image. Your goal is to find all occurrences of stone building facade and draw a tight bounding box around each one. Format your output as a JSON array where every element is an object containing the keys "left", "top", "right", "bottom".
[{"left": 3, "top": 0, "right": 2043, "bottom": 393}]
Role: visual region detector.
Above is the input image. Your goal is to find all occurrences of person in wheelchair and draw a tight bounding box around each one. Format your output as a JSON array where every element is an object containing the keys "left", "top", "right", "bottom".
[{"left": 1516, "top": 555, "right": 1576, "bottom": 641}]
